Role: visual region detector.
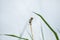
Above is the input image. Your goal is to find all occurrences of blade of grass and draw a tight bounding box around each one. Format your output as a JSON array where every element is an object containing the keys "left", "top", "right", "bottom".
[
  {"left": 20, "top": 25, "right": 27, "bottom": 37},
  {"left": 27, "top": 30, "right": 33, "bottom": 40},
  {"left": 34, "top": 12, "right": 59, "bottom": 40},
  {"left": 40, "top": 23, "right": 44, "bottom": 40},
  {"left": 0, "top": 34, "right": 28, "bottom": 40},
  {"left": 20, "top": 17, "right": 33, "bottom": 40},
  {"left": 19, "top": 21, "right": 29, "bottom": 40}
]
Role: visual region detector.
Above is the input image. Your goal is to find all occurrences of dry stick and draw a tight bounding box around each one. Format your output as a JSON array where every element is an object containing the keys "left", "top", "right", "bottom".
[{"left": 29, "top": 17, "right": 34, "bottom": 40}]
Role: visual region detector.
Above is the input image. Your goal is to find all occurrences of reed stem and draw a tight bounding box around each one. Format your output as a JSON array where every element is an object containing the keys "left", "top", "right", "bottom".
[{"left": 29, "top": 17, "right": 34, "bottom": 40}]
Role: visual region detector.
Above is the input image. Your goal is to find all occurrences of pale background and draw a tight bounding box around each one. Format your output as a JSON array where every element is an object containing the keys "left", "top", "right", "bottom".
[{"left": 0, "top": 0, "right": 60, "bottom": 40}]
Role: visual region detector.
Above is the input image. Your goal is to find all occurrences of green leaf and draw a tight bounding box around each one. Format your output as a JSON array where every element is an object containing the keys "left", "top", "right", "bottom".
[
  {"left": 34, "top": 12, "right": 59, "bottom": 40},
  {"left": 0, "top": 34, "right": 28, "bottom": 40},
  {"left": 4, "top": 34, "right": 20, "bottom": 38}
]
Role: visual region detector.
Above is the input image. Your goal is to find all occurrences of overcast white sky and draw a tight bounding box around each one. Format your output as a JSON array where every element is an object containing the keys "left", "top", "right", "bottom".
[{"left": 0, "top": 0, "right": 60, "bottom": 40}]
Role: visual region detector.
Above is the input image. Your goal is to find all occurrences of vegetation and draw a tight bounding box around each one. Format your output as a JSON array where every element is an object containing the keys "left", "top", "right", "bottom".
[
  {"left": 0, "top": 12, "right": 59, "bottom": 40},
  {"left": 34, "top": 12, "right": 59, "bottom": 40}
]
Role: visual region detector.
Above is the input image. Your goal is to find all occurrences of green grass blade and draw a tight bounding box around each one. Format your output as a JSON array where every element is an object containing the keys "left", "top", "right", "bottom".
[
  {"left": 27, "top": 30, "right": 33, "bottom": 40},
  {"left": 41, "top": 24, "right": 44, "bottom": 40},
  {"left": 34, "top": 12, "right": 59, "bottom": 40},
  {"left": 0, "top": 34, "right": 28, "bottom": 40}
]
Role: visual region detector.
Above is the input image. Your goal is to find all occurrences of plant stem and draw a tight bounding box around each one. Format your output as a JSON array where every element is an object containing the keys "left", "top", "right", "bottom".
[{"left": 29, "top": 17, "right": 34, "bottom": 40}]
